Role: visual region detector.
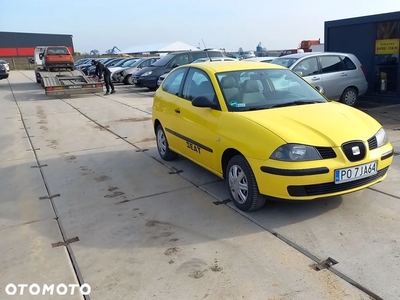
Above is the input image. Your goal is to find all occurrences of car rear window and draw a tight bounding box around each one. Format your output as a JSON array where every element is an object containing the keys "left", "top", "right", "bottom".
[
  {"left": 341, "top": 56, "right": 357, "bottom": 70},
  {"left": 47, "top": 47, "right": 69, "bottom": 54}
]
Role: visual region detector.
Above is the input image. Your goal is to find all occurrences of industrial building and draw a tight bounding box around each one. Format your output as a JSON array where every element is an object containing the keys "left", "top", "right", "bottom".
[
  {"left": 0, "top": 31, "right": 74, "bottom": 57},
  {"left": 325, "top": 11, "right": 400, "bottom": 103}
]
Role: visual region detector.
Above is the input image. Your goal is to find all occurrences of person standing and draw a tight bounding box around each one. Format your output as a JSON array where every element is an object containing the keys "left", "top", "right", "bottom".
[{"left": 91, "top": 59, "right": 115, "bottom": 95}]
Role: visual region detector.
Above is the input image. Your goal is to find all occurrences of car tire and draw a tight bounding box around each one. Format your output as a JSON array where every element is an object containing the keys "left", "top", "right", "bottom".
[
  {"left": 148, "top": 87, "right": 157, "bottom": 91},
  {"left": 125, "top": 75, "right": 133, "bottom": 85},
  {"left": 156, "top": 124, "right": 178, "bottom": 161},
  {"left": 340, "top": 87, "right": 358, "bottom": 106},
  {"left": 226, "top": 155, "right": 266, "bottom": 211}
]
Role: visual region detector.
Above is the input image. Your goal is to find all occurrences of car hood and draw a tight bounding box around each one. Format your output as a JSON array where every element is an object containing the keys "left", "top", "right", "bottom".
[
  {"left": 108, "top": 67, "right": 125, "bottom": 73},
  {"left": 237, "top": 102, "right": 381, "bottom": 146}
]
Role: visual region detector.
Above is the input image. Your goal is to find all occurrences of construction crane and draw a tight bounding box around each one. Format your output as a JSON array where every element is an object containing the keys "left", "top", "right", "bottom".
[
  {"left": 105, "top": 46, "right": 121, "bottom": 54},
  {"left": 90, "top": 49, "right": 99, "bottom": 55}
]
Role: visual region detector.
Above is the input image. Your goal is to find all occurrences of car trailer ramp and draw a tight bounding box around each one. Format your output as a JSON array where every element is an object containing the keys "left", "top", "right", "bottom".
[{"left": 37, "top": 70, "right": 103, "bottom": 96}]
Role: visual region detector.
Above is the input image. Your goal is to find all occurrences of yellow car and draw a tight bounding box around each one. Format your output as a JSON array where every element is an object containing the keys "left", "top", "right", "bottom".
[{"left": 152, "top": 61, "right": 394, "bottom": 211}]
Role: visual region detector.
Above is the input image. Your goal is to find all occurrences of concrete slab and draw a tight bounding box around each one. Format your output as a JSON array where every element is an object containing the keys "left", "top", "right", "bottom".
[
  {"left": 146, "top": 147, "right": 223, "bottom": 187},
  {"left": 39, "top": 145, "right": 193, "bottom": 215},
  {"left": 15, "top": 107, "right": 127, "bottom": 157},
  {"left": 371, "top": 154, "right": 400, "bottom": 198},
  {"left": 0, "top": 158, "right": 56, "bottom": 229},
  {"left": 227, "top": 188, "right": 400, "bottom": 300},
  {"left": 0, "top": 219, "right": 83, "bottom": 300},
  {"left": 61, "top": 186, "right": 369, "bottom": 300}
]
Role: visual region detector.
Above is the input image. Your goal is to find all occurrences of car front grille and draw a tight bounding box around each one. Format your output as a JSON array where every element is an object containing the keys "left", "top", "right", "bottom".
[
  {"left": 287, "top": 166, "right": 389, "bottom": 197},
  {"left": 342, "top": 141, "right": 366, "bottom": 162},
  {"left": 315, "top": 147, "right": 337, "bottom": 159},
  {"left": 368, "top": 136, "right": 378, "bottom": 150}
]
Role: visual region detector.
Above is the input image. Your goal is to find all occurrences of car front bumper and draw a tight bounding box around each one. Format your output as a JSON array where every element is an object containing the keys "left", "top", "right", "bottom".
[
  {"left": 249, "top": 143, "right": 394, "bottom": 200},
  {"left": 133, "top": 75, "right": 157, "bottom": 88}
]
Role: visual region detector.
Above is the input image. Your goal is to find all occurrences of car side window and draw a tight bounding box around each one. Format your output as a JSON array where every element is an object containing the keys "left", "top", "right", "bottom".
[
  {"left": 320, "top": 56, "right": 344, "bottom": 73},
  {"left": 162, "top": 68, "right": 187, "bottom": 95},
  {"left": 340, "top": 56, "right": 356, "bottom": 70},
  {"left": 191, "top": 52, "right": 207, "bottom": 61},
  {"left": 292, "top": 57, "right": 319, "bottom": 76},
  {"left": 169, "top": 54, "right": 189, "bottom": 68},
  {"left": 182, "top": 68, "right": 217, "bottom": 106}
]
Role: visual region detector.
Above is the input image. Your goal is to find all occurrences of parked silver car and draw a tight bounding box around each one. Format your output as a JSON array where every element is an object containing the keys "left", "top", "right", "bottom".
[
  {"left": 116, "top": 57, "right": 160, "bottom": 85},
  {"left": 271, "top": 52, "right": 368, "bottom": 106}
]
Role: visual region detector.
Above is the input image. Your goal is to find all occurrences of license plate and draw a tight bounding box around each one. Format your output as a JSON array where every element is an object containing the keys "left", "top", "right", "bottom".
[
  {"left": 334, "top": 161, "right": 377, "bottom": 184},
  {"left": 69, "top": 85, "right": 82, "bottom": 89}
]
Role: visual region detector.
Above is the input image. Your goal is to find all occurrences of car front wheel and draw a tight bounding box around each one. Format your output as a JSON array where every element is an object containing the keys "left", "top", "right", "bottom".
[
  {"left": 226, "top": 155, "right": 266, "bottom": 211},
  {"left": 340, "top": 87, "right": 358, "bottom": 106},
  {"left": 156, "top": 124, "right": 178, "bottom": 161}
]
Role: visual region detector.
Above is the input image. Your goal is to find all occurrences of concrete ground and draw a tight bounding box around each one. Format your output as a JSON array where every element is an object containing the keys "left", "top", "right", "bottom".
[{"left": 0, "top": 70, "right": 399, "bottom": 300}]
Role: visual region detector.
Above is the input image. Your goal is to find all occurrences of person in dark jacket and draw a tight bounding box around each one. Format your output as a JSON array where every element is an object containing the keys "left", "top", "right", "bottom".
[{"left": 91, "top": 59, "right": 115, "bottom": 95}]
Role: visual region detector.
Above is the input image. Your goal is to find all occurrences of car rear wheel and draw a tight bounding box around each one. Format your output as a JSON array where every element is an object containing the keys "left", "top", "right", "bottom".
[
  {"left": 340, "top": 87, "right": 358, "bottom": 106},
  {"left": 156, "top": 124, "right": 178, "bottom": 161},
  {"left": 226, "top": 155, "right": 266, "bottom": 211}
]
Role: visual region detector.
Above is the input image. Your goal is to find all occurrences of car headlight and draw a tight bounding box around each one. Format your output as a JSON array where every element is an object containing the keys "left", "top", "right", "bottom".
[
  {"left": 141, "top": 71, "right": 153, "bottom": 77},
  {"left": 270, "top": 144, "right": 322, "bottom": 161},
  {"left": 375, "top": 128, "right": 388, "bottom": 147}
]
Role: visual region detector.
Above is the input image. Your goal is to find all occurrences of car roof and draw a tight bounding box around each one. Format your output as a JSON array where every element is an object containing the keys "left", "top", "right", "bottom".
[
  {"left": 245, "top": 57, "right": 277, "bottom": 61},
  {"left": 177, "top": 61, "right": 287, "bottom": 73},
  {"left": 277, "top": 52, "right": 353, "bottom": 59}
]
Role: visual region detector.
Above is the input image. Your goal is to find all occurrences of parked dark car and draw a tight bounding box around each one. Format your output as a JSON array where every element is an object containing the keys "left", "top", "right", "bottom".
[
  {"left": 133, "top": 50, "right": 225, "bottom": 90},
  {"left": 86, "top": 57, "right": 128, "bottom": 76},
  {"left": 0, "top": 60, "right": 10, "bottom": 80}
]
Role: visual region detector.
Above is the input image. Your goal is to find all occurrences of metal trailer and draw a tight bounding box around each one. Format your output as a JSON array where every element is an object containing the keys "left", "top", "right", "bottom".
[{"left": 35, "top": 69, "right": 103, "bottom": 96}]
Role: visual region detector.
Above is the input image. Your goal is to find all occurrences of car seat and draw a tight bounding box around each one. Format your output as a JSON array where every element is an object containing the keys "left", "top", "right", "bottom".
[
  {"left": 221, "top": 76, "right": 239, "bottom": 101},
  {"left": 242, "top": 80, "right": 266, "bottom": 104}
]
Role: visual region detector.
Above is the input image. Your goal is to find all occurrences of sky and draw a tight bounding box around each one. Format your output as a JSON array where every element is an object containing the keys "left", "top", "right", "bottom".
[{"left": 2, "top": 0, "right": 400, "bottom": 54}]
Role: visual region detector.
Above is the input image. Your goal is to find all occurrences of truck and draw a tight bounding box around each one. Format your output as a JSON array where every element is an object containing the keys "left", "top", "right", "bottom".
[
  {"left": 279, "top": 39, "right": 322, "bottom": 57},
  {"left": 30, "top": 46, "right": 103, "bottom": 96}
]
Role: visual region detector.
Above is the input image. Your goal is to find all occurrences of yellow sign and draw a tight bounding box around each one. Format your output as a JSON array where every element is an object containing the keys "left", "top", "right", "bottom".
[{"left": 375, "top": 39, "right": 399, "bottom": 55}]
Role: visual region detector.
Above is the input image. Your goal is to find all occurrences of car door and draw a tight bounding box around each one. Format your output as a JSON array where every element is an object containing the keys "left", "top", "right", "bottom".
[
  {"left": 173, "top": 67, "right": 222, "bottom": 171},
  {"left": 157, "top": 67, "right": 189, "bottom": 154},
  {"left": 291, "top": 57, "right": 322, "bottom": 89},
  {"left": 318, "top": 55, "right": 348, "bottom": 100}
]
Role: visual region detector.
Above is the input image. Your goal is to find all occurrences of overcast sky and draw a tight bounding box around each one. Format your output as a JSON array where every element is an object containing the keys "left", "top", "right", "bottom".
[{"left": 2, "top": 0, "right": 400, "bottom": 53}]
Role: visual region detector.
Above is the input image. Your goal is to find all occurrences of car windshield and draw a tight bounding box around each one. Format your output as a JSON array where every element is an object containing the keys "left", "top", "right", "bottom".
[
  {"left": 270, "top": 57, "right": 299, "bottom": 68},
  {"left": 151, "top": 54, "right": 175, "bottom": 66},
  {"left": 216, "top": 69, "right": 327, "bottom": 112},
  {"left": 105, "top": 59, "right": 123, "bottom": 66}
]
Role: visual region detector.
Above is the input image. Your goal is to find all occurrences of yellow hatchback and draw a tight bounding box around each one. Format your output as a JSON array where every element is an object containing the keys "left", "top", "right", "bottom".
[{"left": 152, "top": 61, "right": 394, "bottom": 211}]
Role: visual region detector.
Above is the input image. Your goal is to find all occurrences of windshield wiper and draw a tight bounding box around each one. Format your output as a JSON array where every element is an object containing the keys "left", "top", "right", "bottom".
[
  {"left": 243, "top": 106, "right": 268, "bottom": 111},
  {"left": 270, "top": 101, "right": 322, "bottom": 108}
]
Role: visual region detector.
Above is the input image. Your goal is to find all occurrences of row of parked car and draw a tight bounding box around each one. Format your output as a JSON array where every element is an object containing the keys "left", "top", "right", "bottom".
[{"left": 74, "top": 49, "right": 368, "bottom": 106}]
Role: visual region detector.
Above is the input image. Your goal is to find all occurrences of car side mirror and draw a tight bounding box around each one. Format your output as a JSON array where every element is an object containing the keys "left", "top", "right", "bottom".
[
  {"left": 192, "top": 96, "right": 218, "bottom": 109},
  {"left": 315, "top": 86, "right": 324, "bottom": 94},
  {"left": 28, "top": 58, "right": 34, "bottom": 64}
]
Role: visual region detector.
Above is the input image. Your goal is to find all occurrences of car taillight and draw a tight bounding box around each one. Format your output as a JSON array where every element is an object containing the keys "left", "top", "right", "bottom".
[{"left": 361, "top": 66, "right": 366, "bottom": 76}]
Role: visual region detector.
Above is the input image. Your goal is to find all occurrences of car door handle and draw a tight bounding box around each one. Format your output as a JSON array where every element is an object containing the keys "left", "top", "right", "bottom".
[
  {"left": 174, "top": 108, "right": 180, "bottom": 113},
  {"left": 311, "top": 77, "right": 320, "bottom": 81},
  {"left": 340, "top": 73, "right": 348, "bottom": 77}
]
